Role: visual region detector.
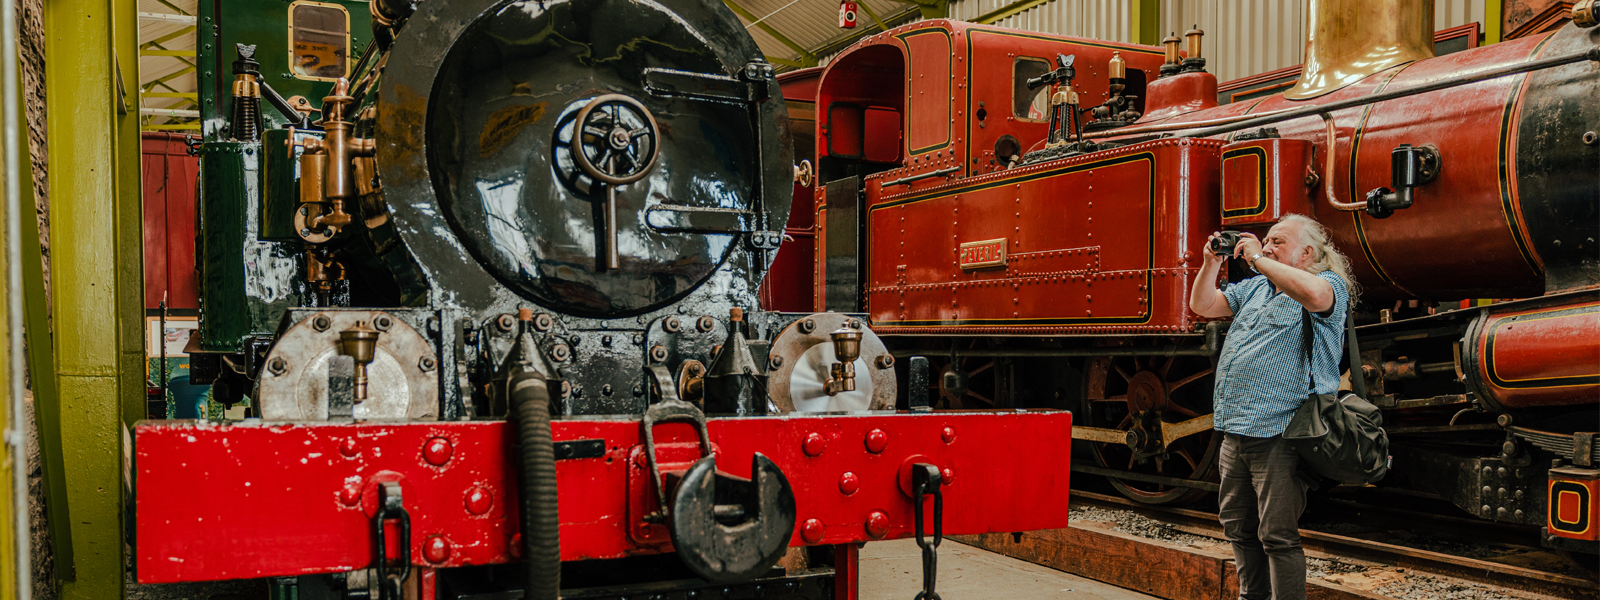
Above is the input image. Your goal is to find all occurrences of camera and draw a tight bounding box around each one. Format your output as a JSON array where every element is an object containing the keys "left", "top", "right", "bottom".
[{"left": 1210, "top": 231, "right": 1243, "bottom": 255}]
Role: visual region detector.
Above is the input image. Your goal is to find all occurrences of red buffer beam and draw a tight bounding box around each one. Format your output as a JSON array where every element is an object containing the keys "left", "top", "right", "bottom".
[{"left": 135, "top": 410, "right": 1073, "bottom": 583}]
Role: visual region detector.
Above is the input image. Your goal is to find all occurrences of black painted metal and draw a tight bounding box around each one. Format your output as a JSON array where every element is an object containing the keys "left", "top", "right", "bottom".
[
  {"left": 1516, "top": 25, "right": 1600, "bottom": 293},
  {"left": 824, "top": 177, "right": 862, "bottom": 312},
  {"left": 368, "top": 0, "right": 792, "bottom": 320}
]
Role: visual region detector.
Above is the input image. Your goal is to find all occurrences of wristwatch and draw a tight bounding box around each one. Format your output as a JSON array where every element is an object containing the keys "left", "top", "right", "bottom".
[{"left": 1248, "top": 253, "right": 1265, "bottom": 270}]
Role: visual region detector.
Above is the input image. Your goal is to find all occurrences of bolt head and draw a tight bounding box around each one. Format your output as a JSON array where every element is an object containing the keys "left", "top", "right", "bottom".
[
  {"left": 419, "top": 356, "right": 437, "bottom": 371},
  {"left": 339, "top": 437, "right": 360, "bottom": 458},
  {"left": 865, "top": 510, "right": 890, "bottom": 538},
  {"left": 802, "top": 432, "right": 827, "bottom": 457},
  {"left": 496, "top": 314, "right": 516, "bottom": 332},
  {"left": 799, "top": 318, "right": 816, "bottom": 334},
  {"left": 424, "top": 437, "right": 453, "bottom": 466},
  {"left": 801, "top": 518, "right": 825, "bottom": 544},
  {"left": 664, "top": 316, "right": 681, "bottom": 333},
  {"left": 941, "top": 467, "right": 955, "bottom": 485},
  {"left": 374, "top": 316, "right": 393, "bottom": 331},
  {"left": 941, "top": 427, "right": 957, "bottom": 444},
  {"left": 697, "top": 316, "right": 715, "bottom": 332},
  {"left": 865, "top": 429, "right": 889, "bottom": 454},
  {"left": 649, "top": 345, "right": 668, "bottom": 363},
  {"left": 602, "top": 384, "right": 613, "bottom": 396},
  {"left": 533, "top": 313, "right": 554, "bottom": 332},
  {"left": 839, "top": 472, "right": 860, "bottom": 495},
  {"left": 551, "top": 343, "right": 571, "bottom": 362},
  {"left": 312, "top": 315, "right": 332, "bottom": 331},
  {"left": 339, "top": 483, "right": 361, "bottom": 506},
  {"left": 769, "top": 355, "right": 785, "bottom": 370},
  {"left": 464, "top": 486, "right": 492, "bottom": 515},
  {"left": 424, "top": 535, "right": 452, "bottom": 563},
  {"left": 268, "top": 357, "right": 288, "bottom": 375}
]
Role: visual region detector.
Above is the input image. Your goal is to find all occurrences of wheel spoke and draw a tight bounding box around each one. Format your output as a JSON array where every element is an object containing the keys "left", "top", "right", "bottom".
[
  {"left": 1175, "top": 447, "right": 1198, "bottom": 469},
  {"left": 1168, "top": 403, "right": 1200, "bottom": 418},
  {"left": 966, "top": 391, "right": 994, "bottom": 405},
  {"left": 1158, "top": 355, "right": 1175, "bottom": 378},
  {"left": 1115, "top": 414, "right": 1132, "bottom": 430},
  {"left": 1093, "top": 394, "right": 1128, "bottom": 403},
  {"left": 1113, "top": 362, "right": 1134, "bottom": 383},
  {"left": 630, "top": 127, "right": 650, "bottom": 139},
  {"left": 968, "top": 362, "right": 993, "bottom": 377},
  {"left": 1165, "top": 367, "right": 1214, "bottom": 393},
  {"left": 583, "top": 125, "right": 608, "bottom": 138}
]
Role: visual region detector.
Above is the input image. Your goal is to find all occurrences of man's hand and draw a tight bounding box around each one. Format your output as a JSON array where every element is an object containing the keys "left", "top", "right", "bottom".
[
  {"left": 1232, "top": 232, "right": 1263, "bottom": 263},
  {"left": 1191, "top": 232, "right": 1235, "bottom": 318}
]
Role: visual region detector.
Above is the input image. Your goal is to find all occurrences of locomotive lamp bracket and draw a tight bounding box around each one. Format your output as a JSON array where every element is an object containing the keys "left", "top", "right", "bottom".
[{"left": 1364, "top": 143, "right": 1440, "bottom": 218}]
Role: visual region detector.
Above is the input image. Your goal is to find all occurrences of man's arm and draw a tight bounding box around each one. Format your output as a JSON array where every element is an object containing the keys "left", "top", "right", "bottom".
[
  {"left": 1234, "top": 234, "right": 1335, "bottom": 314},
  {"left": 1189, "top": 234, "right": 1234, "bottom": 318}
]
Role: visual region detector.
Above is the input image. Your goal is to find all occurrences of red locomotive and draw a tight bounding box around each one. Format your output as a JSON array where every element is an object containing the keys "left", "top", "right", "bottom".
[{"left": 806, "top": 0, "right": 1599, "bottom": 552}]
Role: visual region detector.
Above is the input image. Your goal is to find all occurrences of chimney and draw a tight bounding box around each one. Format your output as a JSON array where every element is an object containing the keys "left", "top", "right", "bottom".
[{"left": 1284, "top": 0, "right": 1436, "bottom": 100}]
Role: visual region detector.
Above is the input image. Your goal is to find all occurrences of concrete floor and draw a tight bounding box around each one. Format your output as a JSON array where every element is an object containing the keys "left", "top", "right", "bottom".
[{"left": 859, "top": 539, "right": 1157, "bottom": 600}]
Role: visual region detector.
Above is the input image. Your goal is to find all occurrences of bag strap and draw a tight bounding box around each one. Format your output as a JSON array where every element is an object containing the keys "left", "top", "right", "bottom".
[
  {"left": 1301, "top": 308, "right": 1315, "bottom": 391},
  {"left": 1344, "top": 308, "right": 1367, "bottom": 398}
]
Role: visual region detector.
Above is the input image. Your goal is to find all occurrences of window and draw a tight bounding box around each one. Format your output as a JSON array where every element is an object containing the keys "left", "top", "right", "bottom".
[
  {"left": 1013, "top": 57, "right": 1051, "bottom": 121},
  {"left": 289, "top": 1, "right": 350, "bottom": 81}
]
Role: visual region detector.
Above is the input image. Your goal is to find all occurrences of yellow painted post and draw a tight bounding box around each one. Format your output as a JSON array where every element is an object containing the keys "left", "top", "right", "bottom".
[
  {"left": 1484, "top": 0, "right": 1503, "bottom": 45},
  {"left": 1130, "top": 0, "right": 1161, "bottom": 46},
  {"left": 44, "top": 0, "right": 143, "bottom": 594}
]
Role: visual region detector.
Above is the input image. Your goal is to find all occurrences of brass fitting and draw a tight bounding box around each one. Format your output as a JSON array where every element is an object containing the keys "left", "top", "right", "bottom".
[
  {"left": 1161, "top": 32, "right": 1182, "bottom": 66},
  {"left": 824, "top": 324, "right": 863, "bottom": 396},
  {"left": 1184, "top": 25, "right": 1205, "bottom": 61},
  {"left": 338, "top": 321, "right": 381, "bottom": 401},
  {"left": 1575, "top": 0, "right": 1598, "bottom": 28},
  {"left": 296, "top": 78, "right": 376, "bottom": 242}
]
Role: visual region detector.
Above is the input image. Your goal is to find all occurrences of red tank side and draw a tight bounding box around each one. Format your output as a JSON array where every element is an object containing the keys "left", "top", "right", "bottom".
[{"left": 864, "top": 138, "right": 1221, "bottom": 334}]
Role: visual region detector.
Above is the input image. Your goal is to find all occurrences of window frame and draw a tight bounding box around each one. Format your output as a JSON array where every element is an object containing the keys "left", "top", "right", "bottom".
[{"left": 287, "top": 0, "right": 353, "bottom": 83}]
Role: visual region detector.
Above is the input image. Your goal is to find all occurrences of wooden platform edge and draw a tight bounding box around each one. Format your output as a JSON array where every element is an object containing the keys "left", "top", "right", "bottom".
[{"left": 954, "top": 528, "right": 1395, "bottom": 600}]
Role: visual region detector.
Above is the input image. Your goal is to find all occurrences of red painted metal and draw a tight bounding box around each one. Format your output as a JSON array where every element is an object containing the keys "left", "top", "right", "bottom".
[
  {"left": 1142, "top": 71, "right": 1219, "bottom": 120},
  {"left": 862, "top": 138, "right": 1221, "bottom": 335},
  {"left": 760, "top": 68, "right": 823, "bottom": 313},
  {"left": 1220, "top": 138, "right": 1316, "bottom": 228},
  {"left": 1547, "top": 467, "right": 1598, "bottom": 542},
  {"left": 833, "top": 543, "right": 860, "bottom": 600},
  {"left": 134, "top": 410, "right": 1072, "bottom": 583},
  {"left": 1472, "top": 299, "right": 1600, "bottom": 410},
  {"left": 141, "top": 132, "right": 200, "bottom": 310}
]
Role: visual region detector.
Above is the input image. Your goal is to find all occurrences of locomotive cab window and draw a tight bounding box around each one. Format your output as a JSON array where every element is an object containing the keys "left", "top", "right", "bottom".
[
  {"left": 1014, "top": 57, "right": 1051, "bottom": 121},
  {"left": 289, "top": 1, "right": 350, "bottom": 81}
]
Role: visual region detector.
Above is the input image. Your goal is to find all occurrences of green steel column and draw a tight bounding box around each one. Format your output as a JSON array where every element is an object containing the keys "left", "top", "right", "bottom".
[
  {"left": 44, "top": 0, "right": 141, "bottom": 594},
  {"left": 1130, "top": 0, "right": 1160, "bottom": 46}
]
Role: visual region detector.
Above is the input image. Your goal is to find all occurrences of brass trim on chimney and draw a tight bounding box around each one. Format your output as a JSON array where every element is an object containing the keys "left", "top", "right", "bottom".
[{"left": 1284, "top": 0, "right": 1437, "bottom": 100}]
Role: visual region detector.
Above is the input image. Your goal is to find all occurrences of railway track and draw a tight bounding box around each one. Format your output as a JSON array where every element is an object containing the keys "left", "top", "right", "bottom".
[{"left": 1060, "top": 490, "right": 1599, "bottom": 600}]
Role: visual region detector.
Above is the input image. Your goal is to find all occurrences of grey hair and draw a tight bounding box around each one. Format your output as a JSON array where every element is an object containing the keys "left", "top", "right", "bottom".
[{"left": 1279, "top": 214, "right": 1360, "bottom": 305}]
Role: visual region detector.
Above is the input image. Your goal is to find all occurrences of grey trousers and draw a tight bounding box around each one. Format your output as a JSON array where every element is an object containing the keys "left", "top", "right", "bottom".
[{"left": 1219, "top": 433, "right": 1310, "bottom": 600}]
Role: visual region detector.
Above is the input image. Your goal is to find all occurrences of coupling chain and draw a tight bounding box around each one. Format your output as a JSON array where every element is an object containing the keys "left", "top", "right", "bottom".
[{"left": 911, "top": 463, "right": 944, "bottom": 600}]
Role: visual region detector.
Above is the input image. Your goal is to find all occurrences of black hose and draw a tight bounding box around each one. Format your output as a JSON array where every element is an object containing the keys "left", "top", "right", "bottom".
[{"left": 511, "top": 372, "right": 560, "bottom": 600}]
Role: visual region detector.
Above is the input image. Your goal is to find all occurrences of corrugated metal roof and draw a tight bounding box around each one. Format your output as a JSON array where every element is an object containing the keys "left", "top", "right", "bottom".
[
  {"left": 138, "top": 0, "right": 199, "bottom": 129},
  {"left": 731, "top": 0, "right": 925, "bottom": 67}
]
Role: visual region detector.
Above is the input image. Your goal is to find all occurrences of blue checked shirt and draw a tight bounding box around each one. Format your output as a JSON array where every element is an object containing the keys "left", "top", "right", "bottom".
[{"left": 1212, "top": 270, "right": 1349, "bottom": 438}]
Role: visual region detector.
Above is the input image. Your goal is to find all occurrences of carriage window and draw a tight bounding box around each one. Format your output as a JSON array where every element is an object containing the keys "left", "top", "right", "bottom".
[
  {"left": 289, "top": 1, "right": 350, "bottom": 81},
  {"left": 1013, "top": 57, "right": 1050, "bottom": 121}
]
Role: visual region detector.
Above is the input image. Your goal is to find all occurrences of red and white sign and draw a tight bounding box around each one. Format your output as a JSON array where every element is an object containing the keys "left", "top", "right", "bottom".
[{"left": 839, "top": 1, "right": 857, "bottom": 28}]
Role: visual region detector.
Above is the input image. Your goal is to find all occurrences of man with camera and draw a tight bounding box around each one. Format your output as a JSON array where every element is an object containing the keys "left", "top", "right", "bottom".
[{"left": 1188, "top": 214, "right": 1355, "bottom": 600}]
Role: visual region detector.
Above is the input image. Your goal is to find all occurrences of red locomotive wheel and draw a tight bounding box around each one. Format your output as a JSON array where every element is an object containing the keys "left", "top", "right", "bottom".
[
  {"left": 1083, "top": 355, "right": 1220, "bottom": 505},
  {"left": 929, "top": 340, "right": 998, "bottom": 409}
]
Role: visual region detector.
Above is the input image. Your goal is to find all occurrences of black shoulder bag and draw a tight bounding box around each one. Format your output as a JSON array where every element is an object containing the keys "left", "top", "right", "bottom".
[{"left": 1281, "top": 309, "right": 1390, "bottom": 485}]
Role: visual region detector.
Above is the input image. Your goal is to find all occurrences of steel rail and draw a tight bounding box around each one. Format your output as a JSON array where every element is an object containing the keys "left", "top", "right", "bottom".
[
  {"left": 1071, "top": 490, "right": 1599, "bottom": 599},
  {"left": 3, "top": 0, "right": 31, "bottom": 593}
]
